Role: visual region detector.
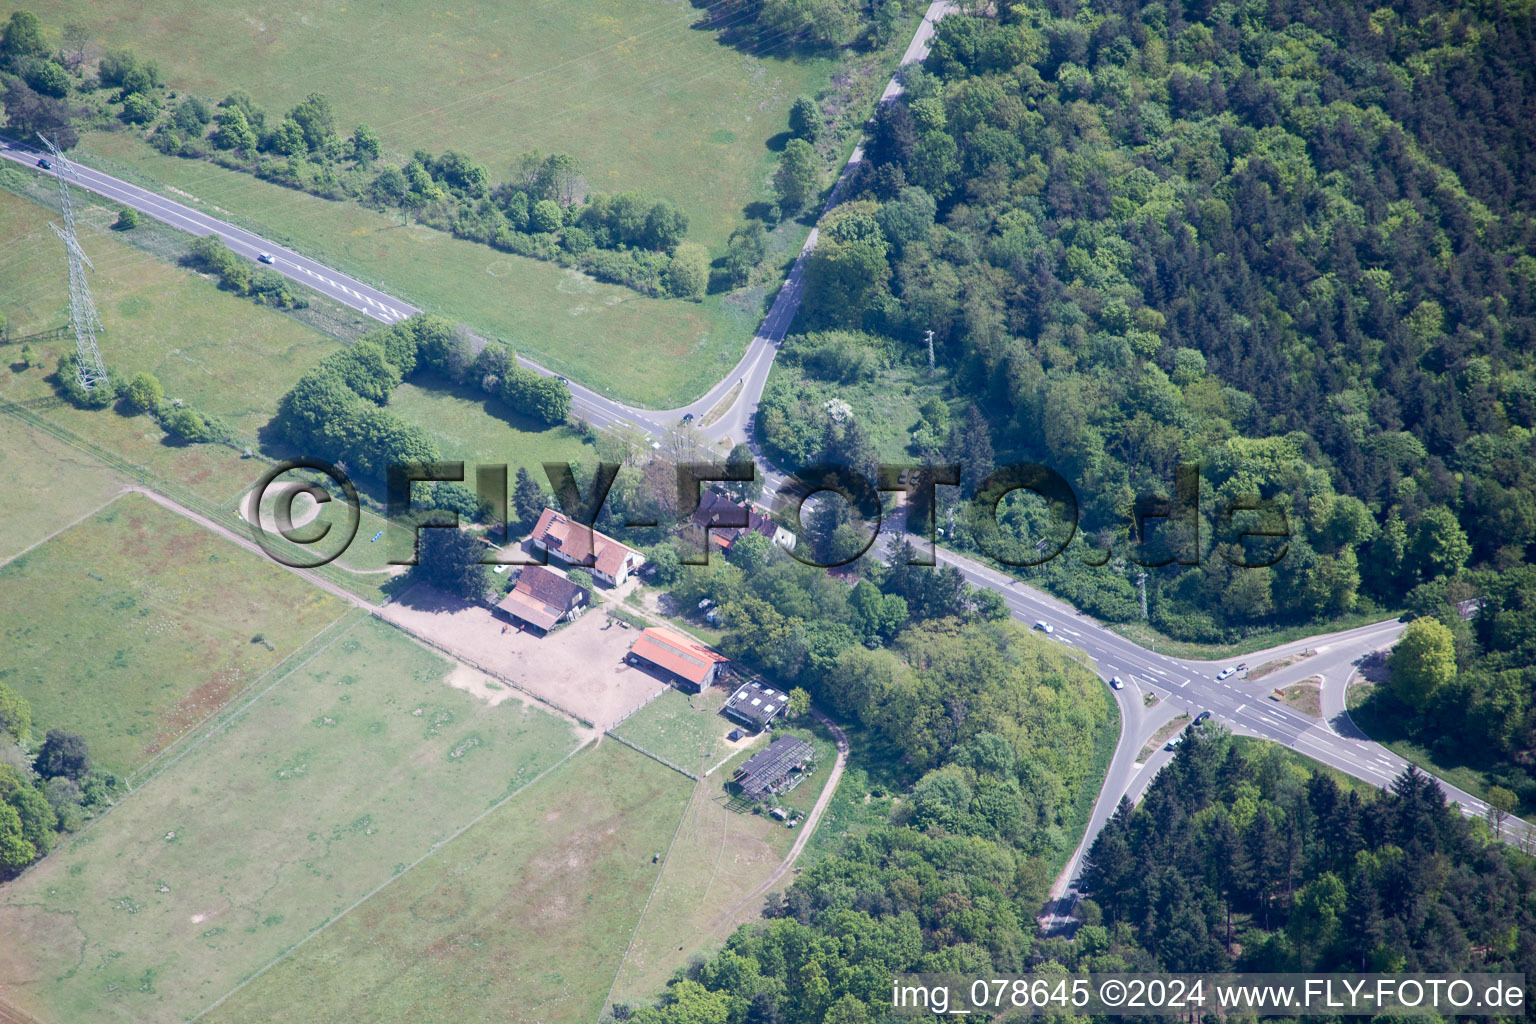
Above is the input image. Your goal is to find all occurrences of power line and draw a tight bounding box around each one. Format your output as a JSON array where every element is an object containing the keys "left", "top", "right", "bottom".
[{"left": 40, "top": 134, "right": 109, "bottom": 392}]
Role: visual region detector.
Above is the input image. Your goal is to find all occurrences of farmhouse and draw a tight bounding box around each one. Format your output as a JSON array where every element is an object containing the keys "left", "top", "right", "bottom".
[
  {"left": 721, "top": 679, "right": 787, "bottom": 732},
  {"left": 733, "top": 736, "right": 815, "bottom": 801},
  {"left": 688, "top": 490, "right": 797, "bottom": 554},
  {"left": 529, "top": 508, "right": 645, "bottom": 586},
  {"left": 625, "top": 626, "right": 727, "bottom": 692},
  {"left": 494, "top": 565, "right": 588, "bottom": 634}
]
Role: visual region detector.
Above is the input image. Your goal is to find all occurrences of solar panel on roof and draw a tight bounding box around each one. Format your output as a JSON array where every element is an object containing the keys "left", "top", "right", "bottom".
[
  {"left": 751, "top": 698, "right": 761, "bottom": 706},
  {"left": 763, "top": 705, "right": 775, "bottom": 714}
]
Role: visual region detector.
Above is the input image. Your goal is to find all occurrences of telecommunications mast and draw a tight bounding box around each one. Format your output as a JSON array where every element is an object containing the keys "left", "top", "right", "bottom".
[{"left": 40, "top": 134, "right": 109, "bottom": 391}]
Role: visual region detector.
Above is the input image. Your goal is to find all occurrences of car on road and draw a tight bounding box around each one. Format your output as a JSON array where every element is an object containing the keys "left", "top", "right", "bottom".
[
  {"left": 682, "top": 412, "right": 695, "bottom": 423},
  {"left": 36, "top": 158, "right": 50, "bottom": 169},
  {"left": 1194, "top": 710, "right": 1211, "bottom": 726},
  {"left": 1033, "top": 620, "right": 1053, "bottom": 634},
  {"left": 556, "top": 376, "right": 568, "bottom": 383},
  {"left": 257, "top": 252, "right": 275, "bottom": 264},
  {"left": 1216, "top": 666, "right": 1236, "bottom": 679},
  {"left": 1109, "top": 676, "right": 1125, "bottom": 690},
  {"left": 1165, "top": 732, "right": 1185, "bottom": 751}
]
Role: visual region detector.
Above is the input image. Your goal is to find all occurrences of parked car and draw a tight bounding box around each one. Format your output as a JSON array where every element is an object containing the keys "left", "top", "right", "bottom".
[
  {"left": 1033, "top": 620, "right": 1054, "bottom": 634},
  {"left": 1194, "top": 710, "right": 1212, "bottom": 726},
  {"left": 1109, "top": 676, "right": 1125, "bottom": 690},
  {"left": 257, "top": 252, "right": 275, "bottom": 264},
  {"left": 1165, "top": 732, "right": 1185, "bottom": 751},
  {"left": 36, "top": 158, "right": 51, "bottom": 169},
  {"left": 1216, "top": 666, "right": 1236, "bottom": 680}
]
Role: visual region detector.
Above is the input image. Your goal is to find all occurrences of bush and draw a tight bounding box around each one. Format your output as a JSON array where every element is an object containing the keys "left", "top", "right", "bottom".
[
  {"left": 530, "top": 198, "right": 562, "bottom": 233},
  {"left": 788, "top": 95, "right": 823, "bottom": 140},
  {"left": 112, "top": 207, "right": 140, "bottom": 230},
  {"left": 665, "top": 242, "right": 709, "bottom": 300},
  {"left": 123, "top": 371, "right": 162, "bottom": 413},
  {"left": 163, "top": 404, "right": 213, "bottom": 442},
  {"left": 500, "top": 367, "right": 572, "bottom": 425},
  {"left": 56, "top": 354, "right": 116, "bottom": 408}
]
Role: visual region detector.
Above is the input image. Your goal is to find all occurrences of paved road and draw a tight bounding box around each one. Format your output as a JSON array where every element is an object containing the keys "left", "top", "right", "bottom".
[
  {"left": 6, "top": 0, "right": 1511, "bottom": 922},
  {"left": 0, "top": 137, "right": 416, "bottom": 325}
]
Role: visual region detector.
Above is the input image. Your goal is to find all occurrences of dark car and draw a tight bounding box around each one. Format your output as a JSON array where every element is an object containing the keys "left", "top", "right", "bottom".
[
  {"left": 36, "top": 158, "right": 51, "bottom": 169},
  {"left": 682, "top": 412, "right": 695, "bottom": 423},
  {"left": 1194, "top": 710, "right": 1212, "bottom": 726}
]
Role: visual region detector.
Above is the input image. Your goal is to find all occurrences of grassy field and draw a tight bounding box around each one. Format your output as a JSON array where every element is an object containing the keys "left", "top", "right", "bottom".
[
  {"left": 0, "top": 615, "right": 587, "bottom": 1024},
  {"left": 0, "top": 182, "right": 339, "bottom": 505},
  {"left": 0, "top": 186, "right": 338, "bottom": 444},
  {"left": 0, "top": 410, "right": 127, "bottom": 560},
  {"left": 78, "top": 133, "right": 757, "bottom": 408},
  {"left": 202, "top": 740, "right": 689, "bottom": 1024},
  {"left": 391, "top": 372, "right": 595, "bottom": 481},
  {"left": 39, "top": 0, "right": 855, "bottom": 251},
  {"left": 0, "top": 491, "right": 345, "bottom": 774},
  {"left": 609, "top": 686, "right": 737, "bottom": 775}
]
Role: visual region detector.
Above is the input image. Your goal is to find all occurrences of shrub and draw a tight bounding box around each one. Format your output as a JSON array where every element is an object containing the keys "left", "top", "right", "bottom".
[
  {"left": 56, "top": 354, "right": 116, "bottom": 408},
  {"left": 123, "top": 371, "right": 162, "bottom": 413},
  {"left": 163, "top": 404, "right": 213, "bottom": 442},
  {"left": 112, "top": 207, "right": 139, "bottom": 231}
]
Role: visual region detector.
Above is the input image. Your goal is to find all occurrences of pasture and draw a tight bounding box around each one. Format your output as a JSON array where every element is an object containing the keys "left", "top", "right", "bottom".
[
  {"left": 41, "top": 0, "right": 846, "bottom": 250},
  {"left": 609, "top": 685, "right": 741, "bottom": 776},
  {"left": 0, "top": 490, "right": 345, "bottom": 774},
  {"left": 202, "top": 740, "right": 690, "bottom": 1024},
  {"left": 0, "top": 411, "right": 127, "bottom": 560},
  {"left": 0, "top": 615, "right": 587, "bottom": 1024},
  {"left": 0, "top": 184, "right": 338, "bottom": 504},
  {"left": 390, "top": 372, "right": 595, "bottom": 483},
  {"left": 606, "top": 721, "right": 845, "bottom": 1008}
]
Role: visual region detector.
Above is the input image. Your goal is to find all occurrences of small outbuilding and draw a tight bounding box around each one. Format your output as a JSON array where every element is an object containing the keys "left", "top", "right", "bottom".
[
  {"left": 494, "top": 565, "right": 588, "bottom": 634},
  {"left": 626, "top": 626, "right": 727, "bottom": 692},
  {"left": 721, "top": 679, "right": 787, "bottom": 733},
  {"left": 733, "top": 736, "right": 814, "bottom": 801}
]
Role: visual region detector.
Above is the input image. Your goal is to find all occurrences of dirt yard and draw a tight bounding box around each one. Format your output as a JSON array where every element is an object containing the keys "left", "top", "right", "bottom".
[{"left": 378, "top": 586, "right": 664, "bottom": 729}]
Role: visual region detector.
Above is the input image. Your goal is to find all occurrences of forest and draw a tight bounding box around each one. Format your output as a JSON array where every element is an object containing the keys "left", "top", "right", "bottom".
[
  {"left": 758, "top": 0, "right": 1536, "bottom": 648},
  {"left": 1081, "top": 730, "right": 1536, "bottom": 975}
]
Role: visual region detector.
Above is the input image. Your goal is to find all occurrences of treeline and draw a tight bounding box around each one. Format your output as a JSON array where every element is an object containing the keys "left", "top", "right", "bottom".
[
  {"left": 0, "top": 10, "right": 711, "bottom": 300},
  {"left": 760, "top": 0, "right": 1536, "bottom": 646},
  {"left": 698, "top": 0, "right": 913, "bottom": 53},
  {"left": 272, "top": 313, "right": 572, "bottom": 487},
  {"left": 1082, "top": 730, "right": 1536, "bottom": 975},
  {"left": 54, "top": 351, "right": 231, "bottom": 445},
  {"left": 0, "top": 681, "right": 121, "bottom": 876},
  {"left": 186, "top": 235, "right": 307, "bottom": 309}
]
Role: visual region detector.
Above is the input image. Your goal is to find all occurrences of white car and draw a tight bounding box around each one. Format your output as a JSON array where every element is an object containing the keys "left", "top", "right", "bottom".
[
  {"left": 1109, "top": 676, "right": 1125, "bottom": 690},
  {"left": 1216, "top": 667, "right": 1236, "bottom": 680},
  {"left": 1033, "top": 620, "right": 1053, "bottom": 634}
]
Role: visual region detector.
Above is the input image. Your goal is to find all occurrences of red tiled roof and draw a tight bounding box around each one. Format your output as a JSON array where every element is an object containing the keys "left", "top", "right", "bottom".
[
  {"left": 496, "top": 565, "right": 585, "bottom": 631},
  {"left": 531, "top": 508, "right": 637, "bottom": 578},
  {"left": 628, "top": 627, "right": 726, "bottom": 686}
]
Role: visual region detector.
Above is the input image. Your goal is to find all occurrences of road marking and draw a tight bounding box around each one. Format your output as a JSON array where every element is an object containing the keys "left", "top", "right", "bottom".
[{"left": 1234, "top": 703, "right": 1246, "bottom": 714}]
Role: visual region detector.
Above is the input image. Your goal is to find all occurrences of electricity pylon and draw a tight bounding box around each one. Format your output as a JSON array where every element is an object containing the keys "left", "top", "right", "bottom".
[{"left": 40, "top": 134, "right": 109, "bottom": 391}]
